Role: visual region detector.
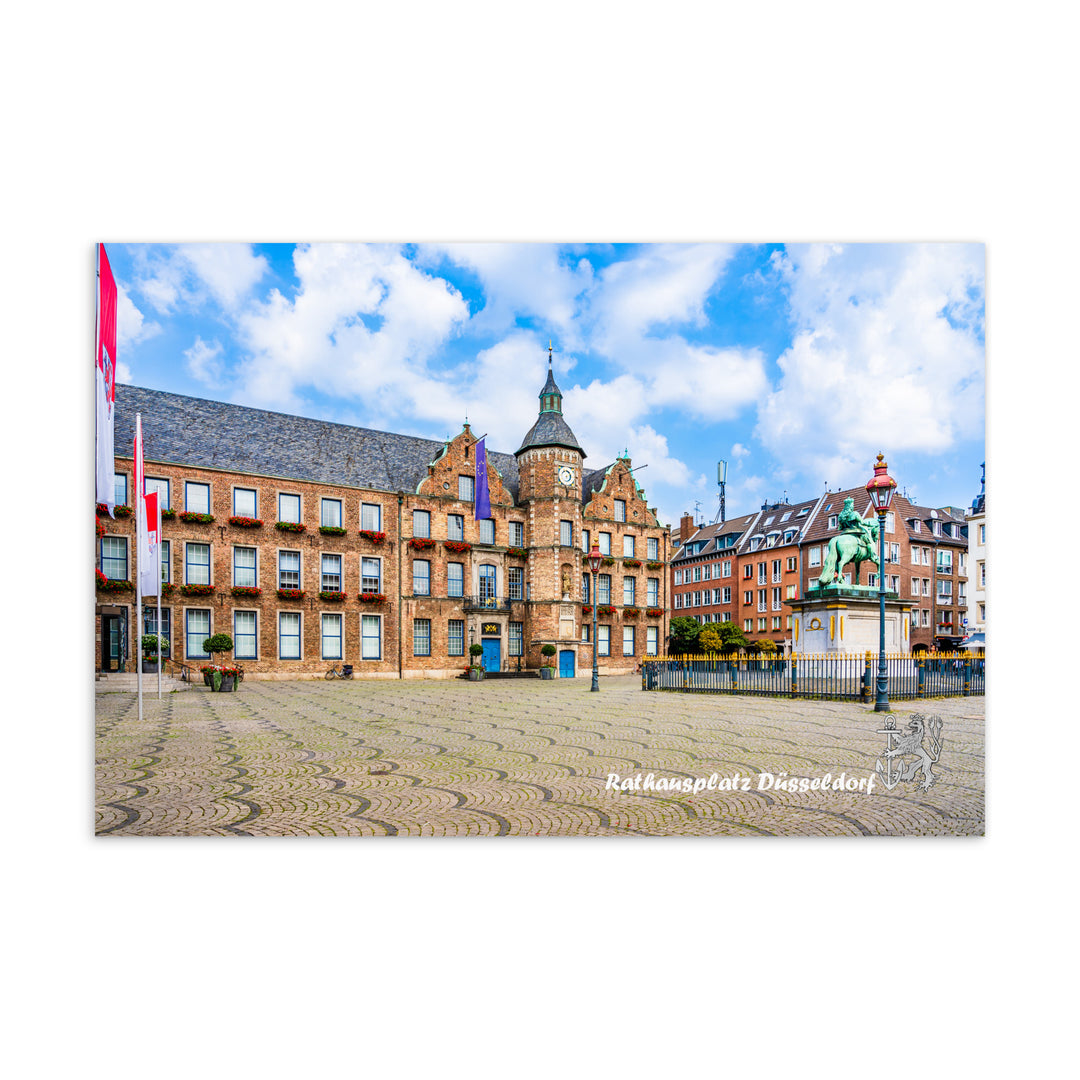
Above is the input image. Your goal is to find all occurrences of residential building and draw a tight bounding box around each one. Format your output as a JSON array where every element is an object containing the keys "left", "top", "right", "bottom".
[{"left": 966, "top": 465, "right": 986, "bottom": 638}]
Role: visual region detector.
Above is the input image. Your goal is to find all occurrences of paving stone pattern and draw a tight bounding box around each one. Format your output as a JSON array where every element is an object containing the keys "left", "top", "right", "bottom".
[{"left": 95, "top": 677, "right": 985, "bottom": 837}]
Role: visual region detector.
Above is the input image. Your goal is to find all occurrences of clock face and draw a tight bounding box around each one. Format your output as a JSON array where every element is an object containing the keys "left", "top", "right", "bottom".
[{"left": 558, "top": 465, "right": 574, "bottom": 485}]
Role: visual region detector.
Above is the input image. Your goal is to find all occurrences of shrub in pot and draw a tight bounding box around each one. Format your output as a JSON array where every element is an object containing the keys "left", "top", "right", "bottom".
[{"left": 540, "top": 643, "right": 557, "bottom": 679}]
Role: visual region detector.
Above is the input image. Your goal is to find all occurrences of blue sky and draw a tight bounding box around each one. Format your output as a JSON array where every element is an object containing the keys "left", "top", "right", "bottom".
[{"left": 106, "top": 242, "right": 985, "bottom": 527}]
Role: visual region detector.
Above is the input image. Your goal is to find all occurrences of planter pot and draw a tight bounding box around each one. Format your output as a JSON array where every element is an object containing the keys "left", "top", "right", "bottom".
[
  {"left": 204, "top": 672, "right": 213, "bottom": 686},
  {"left": 540, "top": 667, "right": 555, "bottom": 680},
  {"left": 142, "top": 660, "right": 162, "bottom": 674},
  {"left": 221, "top": 676, "right": 236, "bottom": 692},
  {"left": 468, "top": 669, "right": 485, "bottom": 681}
]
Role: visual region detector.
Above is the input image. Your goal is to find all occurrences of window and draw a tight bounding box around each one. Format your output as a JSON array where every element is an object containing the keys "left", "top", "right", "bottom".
[
  {"left": 646, "top": 626, "right": 658, "bottom": 655},
  {"left": 233, "top": 546, "right": 257, "bottom": 588},
  {"left": 321, "top": 499, "right": 342, "bottom": 529},
  {"left": 361, "top": 615, "right": 381, "bottom": 660},
  {"left": 757, "top": 562, "right": 767, "bottom": 584},
  {"left": 702, "top": 564, "right": 711, "bottom": 580},
  {"left": 922, "top": 609, "right": 930, "bottom": 627},
  {"left": 508, "top": 566, "right": 524, "bottom": 601},
  {"left": 114, "top": 472, "right": 128, "bottom": 507},
  {"left": 447, "top": 562, "right": 464, "bottom": 597},
  {"left": 509, "top": 622, "right": 524, "bottom": 657},
  {"left": 458, "top": 475, "right": 474, "bottom": 502},
  {"left": 674, "top": 593, "right": 683, "bottom": 609},
  {"left": 146, "top": 477, "right": 170, "bottom": 509},
  {"left": 474, "top": 564, "right": 497, "bottom": 603},
  {"left": 614, "top": 499, "right": 626, "bottom": 522},
  {"left": 674, "top": 569, "right": 683, "bottom": 585},
  {"left": 598, "top": 625, "right": 610, "bottom": 656},
  {"left": 479, "top": 518, "right": 495, "bottom": 545},
  {"left": 100, "top": 536, "right": 128, "bottom": 580},
  {"left": 647, "top": 578, "right": 659, "bottom": 606},
  {"left": 722, "top": 560, "right": 732, "bottom": 578},
  {"left": 979, "top": 604, "right": 985, "bottom": 621},
  {"left": 278, "top": 550, "right": 300, "bottom": 590},
  {"left": 959, "top": 552, "right": 967, "bottom": 572},
  {"left": 234, "top": 610, "right": 257, "bottom": 659},
  {"left": 231, "top": 487, "right": 257, "bottom": 518},
  {"left": 279, "top": 612, "right": 301, "bottom": 659},
  {"left": 910, "top": 546, "right": 920, "bottom": 565},
  {"left": 623, "top": 534, "right": 635, "bottom": 558},
  {"left": 772, "top": 616, "right": 781, "bottom": 630},
  {"left": 722, "top": 586, "right": 732, "bottom": 604},
  {"left": 786, "top": 584, "right": 797, "bottom": 599},
  {"left": 160, "top": 540, "right": 170, "bottom": 584},
  {"left": 923, "top": 578, "right": 931, "bottom": 596},
  {"left": 938, "top": 580, "right": 953, "bottom": 599},
  {"left": 321, "top": 613, "right": 342, "bottom": 660},
  {"left": 809, "top": 546, "right": 821, "bottom": 568},
  {"left": 446, "top": 514, "right": 465, "bottom": 542},
  {"left": 624, "top": 577, "right": 635, "bottom": 605},
  {"left": 786, "top": 556, "right": 797, "bottom": 572},
  {"left": 979, "top": 524, "right": 986, "bottom": 545},
  {"left": 598, "top": 533, "right": 611, "bottom": 555},
  {"left": 693, "top": 566, "right": 702, "bottom": 582},
  {"left": 798, "top": 507, "right": 810, "bottom": 516},
  {"left": 321, "top": 553, "right": 342, "bottom": 592},
  {"left": 279, "top": 493, "right": 301, "bottom": 523},
  {"left": 509, "top": 520, "right": 524, "bottom": 547},
  {"left": 185, "top": 482, "right": 210, "bottom": 514},
  {"left": 413, "top": 509, "right": 431, "bottom": 538},
  {"left": 186, "top": 609, "right": 210, "bottom": 659},
  {"left": 361, "top": 502, "right": 382, "bottom": 532},
  {"left": 936, "top": 551, "right": 953, "bottom": 574},
  {"left": 647, "top": 537, "right": 658, "bottom": 561},
  {"left": 692, "top": 591, "right": 701, "bottom": 607},
  {"left": 361, "top": 558, "right": 381, "bottom": 594},
  {"left": 979, "top": 562, "right": 985, "bottom": 587},
  {"left": 932, "top": 520, "right": 941, "bottom": 537},
  {"left": 413, "top": 560, "right": 431, "bottom": 596},
  {"left": 758, "top": 617, "right": 767, "bottom": 630},
  {"left": 749, "top": 537, "right": 762, "bottom": 551},
  {"left": 890, "top": 543, "right": 900, "bottom": 563},
  {"left": 623, "top": 626, "right": 635, "bottom": 655},
  {"left": 766, "top": 533, "right": 779, "bottom": 548},
  {"left": 772, "top": 587, "right": 782, "bottom": 610},
  {"left": 582, "top": 529, "right": 590, "bottom": 554},
  {"left": 758, "top": 589, "right": 767, "bottom": 612},
  {"left": 744, "top": 619, "right": 752, "bottom": 632},
  {"left": 448, "top": 620, "right": 465, "bottom": 657},
  {"left": 560, "top": 520, "right": 573, "bottom": 547},
  {"left": 582, "top": 575, "right": 590, "bottom": 604},
  {"left": 772, "top": 559, "right": 781, "bottom": 582},
  {"left": 582, "top": 623, "right": 590, "bottom": 642},
  {"left": 912, "top": 519, "right": 921, "bottom": 533},
  {"left": 783, "top": 530, "right": 797, "bottom": 544},
  {"left": 186, "top": 542, "right": 210, "bottom": 585},
  {"left": 413, "top": 619, "right": 431, "bottom": 656},
  {"left": 827, "top": 515, "right": 838, "bottom": 530},
  {"left": 596, "top": 574, "right": 611, "bottom": 605},
  {"left": 885, "top": 511, "right": 894, "bottom": 533},
  {"left": 743, "top": 564, "right": 753, "bottom": 579},
  {"left": 143, "top": 607, "right": 172, "bottom": 657},
  {"left": 744, "top": 590, "right": 753, "bottom": 605}
]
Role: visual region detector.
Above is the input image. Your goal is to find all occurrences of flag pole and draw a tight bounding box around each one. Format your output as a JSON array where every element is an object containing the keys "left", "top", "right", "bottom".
[
  {"left": 136, "top": 414, "right": 144, "bottom": 725},
  {"left": 156, "top": 494, "right": 162, "bottom": 700}
]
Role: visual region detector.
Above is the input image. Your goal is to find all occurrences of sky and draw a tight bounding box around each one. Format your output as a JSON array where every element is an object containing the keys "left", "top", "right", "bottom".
[{"left": 105, "top": 241, "right": 985, "bottom": 527}]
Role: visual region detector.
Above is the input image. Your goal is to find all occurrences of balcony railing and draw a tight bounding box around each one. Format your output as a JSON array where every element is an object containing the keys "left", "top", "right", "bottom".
[{"left": 463, "top": 595, "right": 517, "bottom": 613}]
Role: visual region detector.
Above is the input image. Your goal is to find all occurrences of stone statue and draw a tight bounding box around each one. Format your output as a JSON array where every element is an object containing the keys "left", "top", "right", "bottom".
[
  {"left": 817, "top": 496, "right": 879, "bottom": 587},
  {"left": 561, "top": 564, "right": 572, "bottom": 600}
]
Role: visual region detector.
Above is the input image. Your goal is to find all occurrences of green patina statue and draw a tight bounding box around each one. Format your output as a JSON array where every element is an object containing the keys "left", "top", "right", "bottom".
[{"left": 817, "top": 496, "right": 879, "bottom": 587}]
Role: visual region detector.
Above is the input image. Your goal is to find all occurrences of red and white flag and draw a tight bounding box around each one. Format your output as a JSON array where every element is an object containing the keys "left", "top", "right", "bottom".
[
  {"left": 95, "top": 243, "right": 118, "bottom": 513},
  {"left": 134, "top": 415, "right": 160, "bottom": 596}
]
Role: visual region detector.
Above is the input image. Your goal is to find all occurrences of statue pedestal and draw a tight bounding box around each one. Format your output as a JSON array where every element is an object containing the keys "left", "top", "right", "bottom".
[{"left": 789, "top": 586, "right": 913, "bottom": 655}]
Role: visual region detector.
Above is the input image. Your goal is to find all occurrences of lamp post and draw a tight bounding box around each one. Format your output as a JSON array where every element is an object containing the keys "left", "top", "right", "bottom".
[
  {"left": 588, "top": 543, "right": 602, "bottom": 691},
  {"left": 717, "top": 459, "right": 727, "bottom": 525},
  {"left": 865, "top": 452, "right": 898, "bottom": 713}
]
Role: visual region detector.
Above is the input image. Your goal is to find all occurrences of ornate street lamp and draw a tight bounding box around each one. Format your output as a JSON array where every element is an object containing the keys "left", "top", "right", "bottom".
[
  {"left": 865, "top": 452, "right": 898, "bottom": 712},
  {"left": 588, "top": 543, "right": 603, "bottom": 692}
]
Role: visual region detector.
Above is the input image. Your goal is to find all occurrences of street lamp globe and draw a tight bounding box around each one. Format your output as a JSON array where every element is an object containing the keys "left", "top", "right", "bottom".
[
  {"left": 587, "top": 544, "right": 602, "bottom": 691},
  {"left": 588, "top": 544, "right": 603, "bottom": 575},
  {"left": 865, "top": 452, "right": 897, "bottom": 511},
  {"left": 866, "top": 452, "right": 897, "bottom": 713}
]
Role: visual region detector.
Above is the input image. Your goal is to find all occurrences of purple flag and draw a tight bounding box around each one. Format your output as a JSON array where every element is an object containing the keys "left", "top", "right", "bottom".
[{"left": 474, "top": 438, "right": 491, "bottom": 520}]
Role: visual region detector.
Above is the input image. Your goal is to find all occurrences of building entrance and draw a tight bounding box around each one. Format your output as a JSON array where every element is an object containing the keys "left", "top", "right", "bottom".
[{"left": 482, "top": 638, "right": 501, "bottom": 673}]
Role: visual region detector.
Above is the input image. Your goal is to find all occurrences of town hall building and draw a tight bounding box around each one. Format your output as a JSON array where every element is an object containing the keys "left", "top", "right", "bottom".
[{"left": 96, "top": 352, "right": 672, "bottom": 679}]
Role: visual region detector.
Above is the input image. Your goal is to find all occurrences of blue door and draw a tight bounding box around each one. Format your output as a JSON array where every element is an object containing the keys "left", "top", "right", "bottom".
[
  {"left": 482, "top": 638, "right": 501, "bottom": 673},
  {"left": 559, "top": 650, "right": 575, "bottom": 678}
]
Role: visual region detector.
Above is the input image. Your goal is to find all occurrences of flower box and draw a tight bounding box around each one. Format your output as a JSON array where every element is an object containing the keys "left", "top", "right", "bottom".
[
  {"left": 623, "top": 607, "right": 641, "bottom": 617},
  {"left": 358, "top": 592, "right": 386, "bottom": 604},
  {"left": 646, "top": 607, "right": 664, "bottom": 618},
  {"left": 161, "top": 583, "right": 176, "bottom": 597},
  {"left": 231, "top": 586, "right": 262, "bottom": 598},
  {"left": 275, "top": 521, "right": 307, "bottom": 533},
  {"left": 359, "top": 530, "right": 386, "bottom": 544},
  {"left": 277, "top": 588, "right": 305, "bottom": 600},
  {"left": 506, "top": 546, "right": 527, "bottom": 558},
  {"left": 597, "top": 605, "right": 616, "bottom": 616},
  {"left": 161, "top": 508, "right": 176, "bottom": 520},
  {"left": 443, "top": 540, "right": 472, "bottom": 553},
  {"left": 645, "top": 561, "right": 664, "bottom": 571},
  {"left": 229, "top": 515, "right": 263, "bottom": 528},
  {"left": 96, "top": 571, "right": 133, "bottom": 592},
  {"left": 601, "top": 557, "right": 615, "bottom": 567},
  {"left": 622, "top": 559, "right": 641, "bottom": 569},
  {"left": 582, "top": 605, "right": 593, "bottom": 616},
  {"left": 319, "top": 590, "right": 347, "bottom": 601},
  {"left": 180, "top": 583, "right": 215, "bottom": 597},
  {"left": 408, "top": 537, "right": 436, "bottom": 550},
  {"left": 96, "top": 503, "right": 133, "bottom": 518},
  {"left": 318, "top": 525, "right": 347, "bottom": 536},
  {"left": 180, "top": 511, "right": 215, "bottom": 524}
]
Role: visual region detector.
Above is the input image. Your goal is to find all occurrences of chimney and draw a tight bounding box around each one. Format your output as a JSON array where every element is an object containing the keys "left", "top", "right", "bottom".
[{"left": 680, "top": 513, "right": 695, "bottom": 542}]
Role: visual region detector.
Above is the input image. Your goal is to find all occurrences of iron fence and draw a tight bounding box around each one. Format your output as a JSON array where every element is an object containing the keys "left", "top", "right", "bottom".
[{"left": 641, "top": 651, "right": 985, "bottom": 701}]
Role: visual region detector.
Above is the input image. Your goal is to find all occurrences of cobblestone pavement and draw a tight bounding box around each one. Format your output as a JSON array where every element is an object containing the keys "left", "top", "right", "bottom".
[{"left": 95, "top": 676, "right": 985, "bottom": 836}]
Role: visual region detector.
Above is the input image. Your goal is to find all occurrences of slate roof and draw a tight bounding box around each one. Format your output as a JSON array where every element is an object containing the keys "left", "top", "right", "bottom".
[
  {"left": 114, "top": 385, "right": 521, "bottom": 501},
  {"left": 672, "top": 513, "right": 756, "bottom": 562},
  {"left": 515, "top": 411, "right": 585, "bottom": 456}
]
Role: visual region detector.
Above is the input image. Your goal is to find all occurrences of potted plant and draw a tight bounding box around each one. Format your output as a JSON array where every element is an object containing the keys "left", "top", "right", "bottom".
[
  {"left": 141, "top": 633, "right": 169, "bottom": 673},
  {"left": 468, "top": 643, "right": 485, "bottom": 680},
  {"left": 203, "top": 632, "right": 234, "bottom": 668},
  {"left": 540, "top": 643, "right": 557, "bottom": 679}
]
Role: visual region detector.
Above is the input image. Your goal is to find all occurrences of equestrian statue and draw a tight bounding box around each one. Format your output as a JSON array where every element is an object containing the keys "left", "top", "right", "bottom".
[{"left": 817, "top": 496, "right": 879, "bottom": 587}]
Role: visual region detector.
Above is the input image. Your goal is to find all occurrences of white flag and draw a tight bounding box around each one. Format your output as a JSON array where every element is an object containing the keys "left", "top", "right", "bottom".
[
  {"left": 95, "top": 244, "right": 117, "bottom": 513},
  {"left": 140, "top": 490, "right": 161, "bottom": 597}
]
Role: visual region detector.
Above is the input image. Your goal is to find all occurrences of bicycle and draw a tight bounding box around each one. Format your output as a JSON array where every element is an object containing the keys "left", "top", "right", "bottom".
[{"left": 325, "top": 663, "right": 354, "bottom": 680}]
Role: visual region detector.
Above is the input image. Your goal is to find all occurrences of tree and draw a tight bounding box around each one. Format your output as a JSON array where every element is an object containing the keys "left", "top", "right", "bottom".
[
  {"left": 668, "top": 617, "right": 701, "bottom": 655},
  {"left": 203, "top": 632, "right": 234, "bottom": 660},
  {"left": 699, "top": 620, "right": 749, "bottom": 654}
]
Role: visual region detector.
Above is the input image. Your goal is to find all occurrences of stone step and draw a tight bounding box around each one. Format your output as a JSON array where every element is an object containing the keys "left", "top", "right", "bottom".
[{"left": 95, "top": 671, "right": 194, "bottom": 692}]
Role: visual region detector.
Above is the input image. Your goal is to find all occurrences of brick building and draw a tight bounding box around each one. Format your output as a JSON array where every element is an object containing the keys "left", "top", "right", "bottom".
[
  {"left": 966, "top": 466, "right": 986, "bottom": 638},
  {"left": 96, "top": 357, "right": 671, "bottom": 679},
  {"left": 670, "top": 484, "right": 969, "bottom": 654}
]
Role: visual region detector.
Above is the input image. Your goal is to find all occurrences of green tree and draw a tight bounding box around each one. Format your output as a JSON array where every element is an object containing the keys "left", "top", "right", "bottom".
[
  {"left": 713, "top": 620, "right": 749, "bottom": 653},
  {"left": 668, "top": 617, "right": 701, "bottom": 655}
]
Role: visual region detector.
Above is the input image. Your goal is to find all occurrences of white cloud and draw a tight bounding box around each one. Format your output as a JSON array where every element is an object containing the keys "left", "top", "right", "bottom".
[
  {"left": 184, "top": 336, "right": 224, "bottom": 384},
  {"left": 177, "top": 244, "right": 268, "bottom": 310},
  {"left": 116, "top": 283, "right": 161, "bottom": 351},
  {"left": 755, "top": 242, "right": 984, "bottom": 488}
]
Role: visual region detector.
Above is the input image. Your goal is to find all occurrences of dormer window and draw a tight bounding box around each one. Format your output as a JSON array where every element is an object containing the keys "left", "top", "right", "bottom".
[
  {"left": 828, "top": 515, "right": 838, "bottom": 529},
  {"left": 798, "top": 507, "right": 809, "bottom": 516},
  {"left": 781, "top": 512, "right": 792, "bottom": 522}
]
